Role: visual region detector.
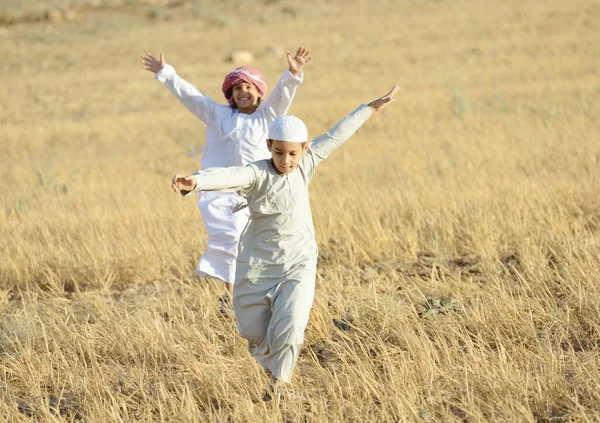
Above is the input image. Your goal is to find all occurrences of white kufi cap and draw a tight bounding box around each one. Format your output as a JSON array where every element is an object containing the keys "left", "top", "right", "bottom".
[{"left": 268, "top": 115, "right": 308, "bottom": 142}]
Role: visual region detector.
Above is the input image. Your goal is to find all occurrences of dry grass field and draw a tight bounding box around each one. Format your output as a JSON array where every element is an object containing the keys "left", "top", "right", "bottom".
[{"left": 1, "top": 0, "right": 600, "bottom": 421}]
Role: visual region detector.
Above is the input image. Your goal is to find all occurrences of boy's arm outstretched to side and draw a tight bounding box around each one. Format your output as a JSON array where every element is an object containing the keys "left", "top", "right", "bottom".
[
  {"left": 171, "top": 166, "right": 257, "bottom": 197},
  {"left": 301, "top": 85, "right": 399, "bottom": 180},
  {"left": 141, "top": 52, "right": 218, "bottom": 124},
  {"left": 259, "top": 47, "right": 312, "bottom": 123}
]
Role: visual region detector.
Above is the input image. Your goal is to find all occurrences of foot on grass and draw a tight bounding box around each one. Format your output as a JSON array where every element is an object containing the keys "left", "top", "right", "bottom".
[{"left": 219, "top": 295, "right": 233, "bottom": 318}]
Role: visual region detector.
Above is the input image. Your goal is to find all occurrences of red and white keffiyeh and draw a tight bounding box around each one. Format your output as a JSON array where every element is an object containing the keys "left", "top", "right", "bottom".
[{"left": 221, "top": 67, "right": 267, "bottom": 107}]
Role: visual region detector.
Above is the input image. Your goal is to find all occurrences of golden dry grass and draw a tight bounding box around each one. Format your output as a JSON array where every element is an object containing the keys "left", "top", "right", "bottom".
[{"left": 1, "top": 0, "right": 600, "bottom": 421}]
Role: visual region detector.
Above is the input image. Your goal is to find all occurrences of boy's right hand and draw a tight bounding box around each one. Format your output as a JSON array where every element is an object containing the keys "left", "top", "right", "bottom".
[
  {"left": 171, "top": 174, "right": 196, "bottom": 193},
  {"left": 287, "top": 46, "right": 312, "bottom": 76},
  {"left": 141, "top": 52, "right": 165, "bottom": 74}
]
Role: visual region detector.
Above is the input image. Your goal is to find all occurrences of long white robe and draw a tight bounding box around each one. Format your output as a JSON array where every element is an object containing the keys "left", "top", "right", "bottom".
[
  {"left": 185, "top": 104, "right": 374, "bottom": 382},
  {"left": 156, "top": 65, "right": 303, "bottom": 283}
]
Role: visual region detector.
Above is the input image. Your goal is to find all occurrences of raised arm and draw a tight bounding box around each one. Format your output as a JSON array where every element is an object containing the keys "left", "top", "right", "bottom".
[
  {"left": 301, "top": 85, "right": 399, "bottom": 180},
  {"left": 172, "top": 166, "right": 257, "bottom": 197},
  {"left": 141, "top": 52, "right": 217, "bottom": 124},
  {"left": 259, "top": 47, "right": 312, "bottom": 123}
]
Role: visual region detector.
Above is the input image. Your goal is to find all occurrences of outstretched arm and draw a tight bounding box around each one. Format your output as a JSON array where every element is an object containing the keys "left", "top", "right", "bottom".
[
  {"left": 301, "top": 85, "right": 399, "bottom": 179},
  {"left": 171, "top": 166, "right": 257, "bottom": 196},
  {"left": 259, "top": 47, "right": 312, "bottom": 124},
  {"left": 140, "top": 52, "right": 217, "bottom": 124}
]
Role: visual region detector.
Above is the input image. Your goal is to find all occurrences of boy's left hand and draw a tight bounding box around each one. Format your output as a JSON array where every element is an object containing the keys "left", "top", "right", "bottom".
[
  {"left": 287, "top": 46, "right": 312, "bottom": 76},
  {"left": 368, "top": 85, "right": 399, "bottom": 112},
  {"left": 171, "top": 174, "right": 196, "bottom": 193}
]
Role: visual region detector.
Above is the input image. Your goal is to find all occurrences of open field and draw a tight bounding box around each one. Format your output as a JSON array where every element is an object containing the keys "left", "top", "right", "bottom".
[{"left": 1, "top": 0, "right": 600, "bottom": 421}]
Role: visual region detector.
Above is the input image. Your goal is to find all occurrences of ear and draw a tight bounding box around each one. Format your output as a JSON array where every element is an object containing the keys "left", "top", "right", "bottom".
[
  {"left": 266, "top": 139, "right": 273, "bottom": 152},
  {"left": 302, "top": 142, "right": 310, "bottom": 153}
]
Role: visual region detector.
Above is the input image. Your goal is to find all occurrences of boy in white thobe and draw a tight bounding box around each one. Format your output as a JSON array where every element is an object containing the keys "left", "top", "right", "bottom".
[
  {"left": 172, "top": 85, "right": 399, "bottom": 396},
  {"left": 141, "top": 48, "right": 312, "bottom": 299}
]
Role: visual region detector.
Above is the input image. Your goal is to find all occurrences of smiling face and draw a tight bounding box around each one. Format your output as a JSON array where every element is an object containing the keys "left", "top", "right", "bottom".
[
  {"left": 231, "top": 82, "right": 260, "bottom": 114},
  {"left": 267, "top": 139, "right": 309, "bottom": 174}
]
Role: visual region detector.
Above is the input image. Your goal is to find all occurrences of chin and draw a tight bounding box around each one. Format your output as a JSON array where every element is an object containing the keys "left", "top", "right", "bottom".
[{"left": 236, "top": 100, "right": 257, "bottom": 108}]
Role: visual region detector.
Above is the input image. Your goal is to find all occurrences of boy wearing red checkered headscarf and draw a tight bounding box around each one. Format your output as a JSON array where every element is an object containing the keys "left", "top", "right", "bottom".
[
  {"left": 141, "top": 47, "right": 312, "bottom": 308},
  {"left": 221, "top": 66, "right": 267, "bottom": 109}
]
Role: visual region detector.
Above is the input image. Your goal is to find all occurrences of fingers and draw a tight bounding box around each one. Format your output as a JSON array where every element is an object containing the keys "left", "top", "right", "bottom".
[
  {"left": 160, "top": 52, "right": 164, "bottom": 64},
  {"left": 171, "top": 174, "right": 195, "bottom": 193},
  {"left": 140, "top": 53, "right": 157, "bottom": 64},
  {"left": 171, "top": 174, "right": 184, "bottom": 192},
  {"left": 303, "top": 50, "right": 312, "bottom": 63},
  {"left": 376, "top": 84, "right": 399, "bottom": 107},
  {"left": 142, "top": 52, "right": 156, "bottom": 62},
  {"left": 367, "top": 84, "right": 399, "bottom": 111},
  {"left": 385, "top": 84, "right": 400, "bottom": 99},
  {"left": 140, "top": 53, "right": 156, "bottom": 68},
  {"left": 294, "top": 46, "right": 312, "bottom": 62}
]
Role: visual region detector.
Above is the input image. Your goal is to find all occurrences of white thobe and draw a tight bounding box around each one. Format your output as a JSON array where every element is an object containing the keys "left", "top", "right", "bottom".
[
  {"left": 184, "top": 104, "right": 374, "bottom": 382},
  {"left": 156, "top": 65, "right": 303, "bottom": 283}
]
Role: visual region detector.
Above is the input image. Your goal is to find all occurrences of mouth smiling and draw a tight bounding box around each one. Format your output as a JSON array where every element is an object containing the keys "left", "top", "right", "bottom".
[{"left": 237, "top": 94, "right": 252, "bottom": 103}]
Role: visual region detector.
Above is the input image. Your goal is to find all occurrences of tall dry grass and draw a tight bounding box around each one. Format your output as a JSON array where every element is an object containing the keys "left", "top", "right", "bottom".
[{"left": 1, "top": 0, "right": 599, "bottom": 421}]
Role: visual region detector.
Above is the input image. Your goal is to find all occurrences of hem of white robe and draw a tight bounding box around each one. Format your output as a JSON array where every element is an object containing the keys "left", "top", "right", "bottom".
[
  {"left": 195, "top": 256, "right": 235, "bottom": 285},
  {"left": 256, "top": 357, "right": 292, "bottom": 384}
]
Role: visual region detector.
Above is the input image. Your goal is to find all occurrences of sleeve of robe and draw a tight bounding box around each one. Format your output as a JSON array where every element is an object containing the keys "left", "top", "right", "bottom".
[
  {"left": 258, "top": 70, "right": 303, "bottom": 125},
  {"left": 181, "top": 166, "right": 258, "bottom": 197},
  {"left": 155, "top": 64, "right": 220, "bottom": 124},
  {"left": 300, "top": 104, "right": 374, "bottom": 182}
]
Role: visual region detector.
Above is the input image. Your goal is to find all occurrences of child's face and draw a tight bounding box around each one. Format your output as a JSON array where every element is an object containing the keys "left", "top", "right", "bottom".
[
  {"left": 267, "top": 140, "right": 309, "bottom": 175},
  {"left": 232, "top": 82, "right": 260, "bottom": 113}
]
